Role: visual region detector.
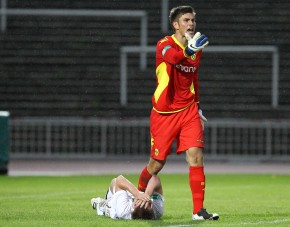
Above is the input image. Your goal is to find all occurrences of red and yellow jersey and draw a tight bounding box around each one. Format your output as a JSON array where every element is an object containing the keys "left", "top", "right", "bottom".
[{"left": 152, "top": 35, "right": 202, "bottom": 114}]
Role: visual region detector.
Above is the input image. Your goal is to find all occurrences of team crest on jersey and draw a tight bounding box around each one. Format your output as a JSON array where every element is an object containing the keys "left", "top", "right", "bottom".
[
  {"left": 191, "top": 54, "right": 196, "bottom": 60},
  {"left": 151, "top": 135, "right": 154, "bottom": 147},
  {"left": 154, "top": 149, "right": 159, "bottom": 156}
]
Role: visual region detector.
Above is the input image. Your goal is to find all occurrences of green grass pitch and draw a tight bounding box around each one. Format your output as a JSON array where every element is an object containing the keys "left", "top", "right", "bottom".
[{"left": 1, "top": 174, "right": 290, "bottom": 227}]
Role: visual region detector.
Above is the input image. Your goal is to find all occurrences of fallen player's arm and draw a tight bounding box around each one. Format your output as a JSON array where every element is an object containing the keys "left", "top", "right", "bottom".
[
  {"left": 115, "top": 175, "right": 150, "bottom": 202},
  {"left": 136, "top": 175, "right": 163, "bottom": 209},
  {"left": 145, "top": 175, "right": 163, "bottom": 196}
]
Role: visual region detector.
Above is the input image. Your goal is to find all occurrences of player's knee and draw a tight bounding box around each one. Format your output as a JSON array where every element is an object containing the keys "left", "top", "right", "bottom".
[
  {"left": 186, "top": 147, "right": 204, "bottom": 166},
  {"left": 110, "top": 178, "right": 117, "bottom": 189},
  {"left": 147, "top": 159, "right": 165, "bottom": 174}
]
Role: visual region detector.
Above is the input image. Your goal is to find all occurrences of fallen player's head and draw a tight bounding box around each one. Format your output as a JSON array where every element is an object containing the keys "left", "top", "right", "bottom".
[{"left": 131, "top": 205, "right": 154, "bottom": 220}]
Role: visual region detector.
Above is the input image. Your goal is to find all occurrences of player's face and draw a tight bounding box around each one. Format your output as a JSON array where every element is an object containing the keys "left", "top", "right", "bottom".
[{"left": 175, "top": 13, "right": 196, "bottom": 37}]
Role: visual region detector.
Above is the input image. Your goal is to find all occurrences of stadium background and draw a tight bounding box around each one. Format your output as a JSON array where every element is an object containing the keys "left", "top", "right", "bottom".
[{"left": 0, "top": 0, "right": 290, "bottom": 170}]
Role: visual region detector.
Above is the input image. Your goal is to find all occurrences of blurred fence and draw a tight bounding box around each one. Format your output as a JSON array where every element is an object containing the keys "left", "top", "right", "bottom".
[
  {"left": 120, "top": 45, "right": 279, "bottom": 107},
  {"left": 10, "top": 118, "right": 290, "bottom": 161}
]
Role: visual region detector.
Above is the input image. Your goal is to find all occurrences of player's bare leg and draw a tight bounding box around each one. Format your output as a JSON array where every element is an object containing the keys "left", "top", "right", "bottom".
[
  {"left": 147, "top": 158, "right": 166, "bottom": 175},
  {"left": 186, "top": 147, "right": 219, "bottom": 220},
  {"left": 138, "top": 158, "right": 165, "bottom": 192}
]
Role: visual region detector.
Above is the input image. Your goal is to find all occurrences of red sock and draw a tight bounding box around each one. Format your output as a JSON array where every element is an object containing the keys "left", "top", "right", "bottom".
[
  {"left": 189, "top": 166, "right": 205, "bottom": 214},
  {"left": 138, "top": 166, "right": 152, "bottom": 192}
]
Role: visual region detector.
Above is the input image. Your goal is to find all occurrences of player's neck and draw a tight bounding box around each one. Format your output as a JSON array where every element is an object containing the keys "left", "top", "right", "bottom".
[{"left": 173, "top": 33, "right": 187, "bottom": 47}]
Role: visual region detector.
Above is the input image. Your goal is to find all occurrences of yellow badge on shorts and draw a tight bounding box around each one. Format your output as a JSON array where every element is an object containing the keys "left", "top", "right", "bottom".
[
  {"left": 151, "top": 136, "right": 154, "bottom": 147},
  {"left": 154, "top": 149, "right": 159, "bottom": 156}
]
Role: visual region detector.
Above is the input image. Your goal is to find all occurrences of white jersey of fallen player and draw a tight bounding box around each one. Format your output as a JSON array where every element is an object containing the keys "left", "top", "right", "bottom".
[{"left": 105, "top": 187, "right": 164, "bottom": 220}]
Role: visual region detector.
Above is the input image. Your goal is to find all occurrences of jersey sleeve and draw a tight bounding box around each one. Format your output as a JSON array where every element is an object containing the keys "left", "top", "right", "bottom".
[
  {"left": 113, "top": 191, "right": 133, "bottom": 219},
  {"left": 156, "top": 38, "right": 188, "bottom": 65}
]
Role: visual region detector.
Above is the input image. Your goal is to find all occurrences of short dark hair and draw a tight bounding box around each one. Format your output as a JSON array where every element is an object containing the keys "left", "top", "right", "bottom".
[
  {"left": 131, "top": 206, "right": 154, "bottom": 220},
  {"left": 169, "top": 6, "right": 195, "bottom": 32}
]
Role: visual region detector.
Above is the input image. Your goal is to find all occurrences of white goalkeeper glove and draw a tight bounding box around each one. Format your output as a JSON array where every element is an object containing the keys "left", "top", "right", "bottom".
[
  {"left": 198, "top": 108, "right": 207, "bottom": 131},
  {"left": 184, "top": 32, "right": 209, "bottom": 56},
  {"left": 198, "top": 109, "right": 207, "bottom": 122}
]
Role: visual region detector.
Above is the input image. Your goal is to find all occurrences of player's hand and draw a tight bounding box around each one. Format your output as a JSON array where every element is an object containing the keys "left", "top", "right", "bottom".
[
  {"left": 135, "top": 192, "right": 151, "bottom": 209},
  {"left": 198, "top": 109, "right": 207, "bottom": 131},
  {"left": 185, "top": 32, "right": 209, "bottom": 56},
  {"left": 135, "top": 200, "right": 152, "bottom": 209},
  {"left": 135, "top": 192, "right": 151, "bottom": 202},
  {"left": 143, "top": 201, "right": 153, "bottom": 209}
]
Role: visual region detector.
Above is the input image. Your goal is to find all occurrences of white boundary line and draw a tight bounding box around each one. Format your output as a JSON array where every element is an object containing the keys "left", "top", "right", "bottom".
[{"left": 168, "top": 219, "right": 290, "bottom": 227}]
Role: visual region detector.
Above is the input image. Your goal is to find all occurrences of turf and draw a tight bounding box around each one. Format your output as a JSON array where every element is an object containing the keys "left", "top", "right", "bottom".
[{"left": 1, "top": 174, "right": 290, "bottom": 227}]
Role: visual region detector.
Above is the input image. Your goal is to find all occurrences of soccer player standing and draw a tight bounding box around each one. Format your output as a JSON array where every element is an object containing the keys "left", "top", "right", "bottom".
[{"left": 137, "top": 6, "right": 219, "bottom": 221}]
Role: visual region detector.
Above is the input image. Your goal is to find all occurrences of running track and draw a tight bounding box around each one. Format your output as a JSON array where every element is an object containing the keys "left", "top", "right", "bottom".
[{"left": 8, "top": 159, "right": 290, "bottom": 176}]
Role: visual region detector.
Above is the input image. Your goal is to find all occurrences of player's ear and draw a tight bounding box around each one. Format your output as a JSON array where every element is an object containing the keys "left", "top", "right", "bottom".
[{"left": 173, "top": 21, "right": 179, "bottom": 31}]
